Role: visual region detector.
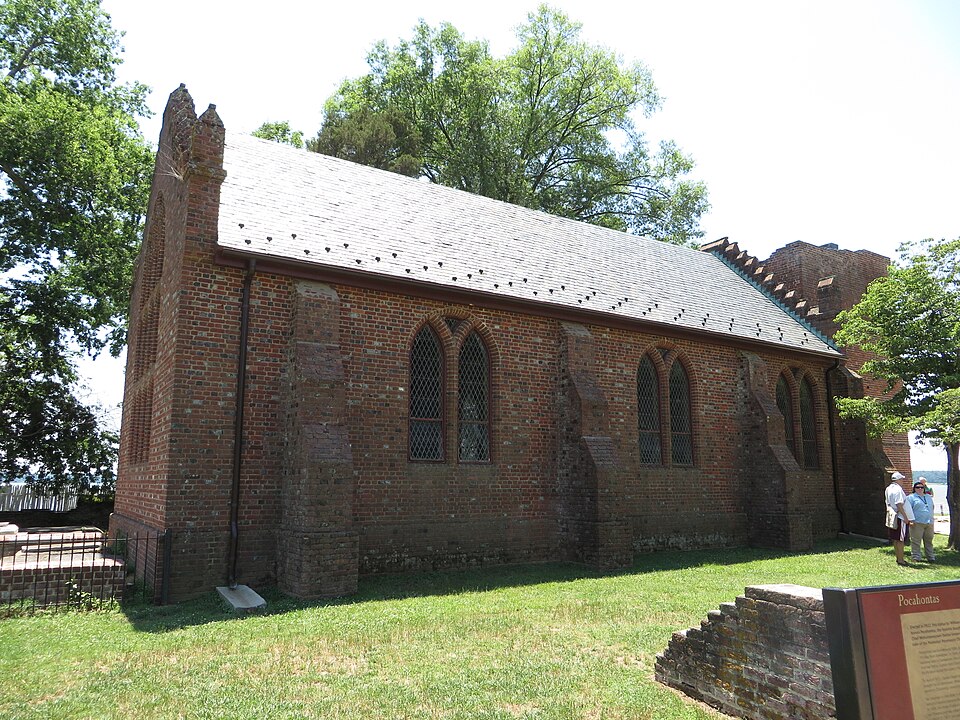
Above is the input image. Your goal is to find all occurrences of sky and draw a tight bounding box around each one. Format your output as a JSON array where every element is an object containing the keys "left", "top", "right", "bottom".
[{"left": 83, "top": 0, "right": 960, "bottom": 469}]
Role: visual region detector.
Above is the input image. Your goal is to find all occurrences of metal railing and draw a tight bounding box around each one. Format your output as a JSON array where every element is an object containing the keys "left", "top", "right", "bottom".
[{"left": 0, "top": 527, "right": 170, "bottom": 613}]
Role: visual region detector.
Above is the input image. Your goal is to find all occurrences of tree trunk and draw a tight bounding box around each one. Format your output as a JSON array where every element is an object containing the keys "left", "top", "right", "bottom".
[{"left": 948, "top": 442, "right": 960, "bottom": 550}]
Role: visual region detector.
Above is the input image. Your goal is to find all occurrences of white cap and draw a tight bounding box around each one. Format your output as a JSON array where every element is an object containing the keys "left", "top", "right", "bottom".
[{"left": 891, "top": 471, "right": 905, "bottom": 481}]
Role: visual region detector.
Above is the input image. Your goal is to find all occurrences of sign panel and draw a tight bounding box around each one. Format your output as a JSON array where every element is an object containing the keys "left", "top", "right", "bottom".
[{"left": 824, "top": 580, "right": 960, "bottom": 720}]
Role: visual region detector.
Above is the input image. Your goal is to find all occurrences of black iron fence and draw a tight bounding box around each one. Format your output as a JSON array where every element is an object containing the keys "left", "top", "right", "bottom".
[{"left": 0, "top": 527, "right": 170, "bottom": 614}]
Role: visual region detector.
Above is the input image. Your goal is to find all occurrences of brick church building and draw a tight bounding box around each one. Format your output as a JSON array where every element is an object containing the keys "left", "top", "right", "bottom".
[{"left": 111, "top": 86, "right": 909, "bottom": 602}]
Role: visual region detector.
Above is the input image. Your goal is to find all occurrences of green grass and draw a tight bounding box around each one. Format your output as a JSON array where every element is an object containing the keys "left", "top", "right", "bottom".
[{"left": 2, "top": 536, "right": 958, "bottom": 719}]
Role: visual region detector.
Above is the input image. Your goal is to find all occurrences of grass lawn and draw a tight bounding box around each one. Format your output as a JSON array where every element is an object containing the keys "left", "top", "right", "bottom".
[{"left": 2, "top": 535, "right": 957, "bottom": 719}]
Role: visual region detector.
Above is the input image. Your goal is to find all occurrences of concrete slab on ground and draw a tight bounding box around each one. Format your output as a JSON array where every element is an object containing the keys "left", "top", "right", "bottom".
[{"left": 217, "top": 585, "right": 267, "bottom": 613}]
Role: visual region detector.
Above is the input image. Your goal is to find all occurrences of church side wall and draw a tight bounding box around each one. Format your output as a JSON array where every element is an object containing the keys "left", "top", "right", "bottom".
[
  {"left": 145, "top": 255, "right": 843, "bottom": 599},
  {"left": 120, "top": 250, "right": 843, "bottom": 600},
  {"left": 335, "top": 287, "right": 562, "bottom": 573},
  {"left": 232, "top": 277, "right": 841, "bottom": 575},
  {"left": 586, "top": 327, "right": 838, "bottom": 551}
]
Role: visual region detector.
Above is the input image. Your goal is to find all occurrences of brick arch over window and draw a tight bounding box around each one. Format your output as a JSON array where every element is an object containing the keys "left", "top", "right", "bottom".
[
  {"left": 636, "top": 346, "right": 696, "bottom": 467},
  {"left": 775, "top": 372, "right": 798, "bottom": 460}
]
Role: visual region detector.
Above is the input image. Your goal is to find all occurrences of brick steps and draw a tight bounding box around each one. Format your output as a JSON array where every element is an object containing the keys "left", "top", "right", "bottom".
[{"left": 655, "top": 584, "right": 834, "bottom": 720}]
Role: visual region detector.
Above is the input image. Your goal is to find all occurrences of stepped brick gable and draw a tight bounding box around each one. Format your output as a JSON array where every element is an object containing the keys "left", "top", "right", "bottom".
[{"left": 112, "top": 87, "right": 909, "bottom": 601}]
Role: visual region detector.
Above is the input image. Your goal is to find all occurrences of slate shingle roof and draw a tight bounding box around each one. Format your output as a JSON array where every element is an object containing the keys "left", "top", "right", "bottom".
[{"left": 217, "top": 133, "right": 838, "bottom": 357}]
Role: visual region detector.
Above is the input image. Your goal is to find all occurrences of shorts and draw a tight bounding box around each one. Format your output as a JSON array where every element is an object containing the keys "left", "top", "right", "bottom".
[{"left": 887, "top": 518, "right": 909, "bottom": 543}]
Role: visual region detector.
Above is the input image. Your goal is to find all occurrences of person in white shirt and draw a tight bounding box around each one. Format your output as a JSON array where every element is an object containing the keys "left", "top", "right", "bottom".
[{"left": 884, "top": 471, "right": 912, "bottom": 567}]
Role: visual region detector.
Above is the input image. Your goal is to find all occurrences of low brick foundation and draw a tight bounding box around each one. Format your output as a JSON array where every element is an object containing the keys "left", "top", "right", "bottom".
[
  {"left": 655, "top": 584, "right": 835, "bottom": 720},
  {"left": 0, "top": 559, "right": 125, "bottom": 607}
]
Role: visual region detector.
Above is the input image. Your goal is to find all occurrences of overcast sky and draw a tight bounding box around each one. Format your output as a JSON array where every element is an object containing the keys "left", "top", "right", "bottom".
[{"left": 86, "top": 0, "right": 959, "bottom": 469}]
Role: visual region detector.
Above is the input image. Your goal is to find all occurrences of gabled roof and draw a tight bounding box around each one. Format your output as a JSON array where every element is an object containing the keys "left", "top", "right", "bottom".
[{"left": 216, "top": 133, "right": 838, "bottom": 357}]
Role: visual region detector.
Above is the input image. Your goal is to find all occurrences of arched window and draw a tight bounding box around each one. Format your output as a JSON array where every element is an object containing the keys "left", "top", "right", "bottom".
[
  {"left": 775, "top": 375, "right": 797, "bottom": 459},
  {"left": 669, "top": 361, "right": 693, "bottom": 465},
  {"left": 637, "top": 355, "right": 661, "bottom": 464},
  {"left": 458, "top": 332, "right": 490, "bottom": 462},
  {"left": 638, "top": 352, "right": 695, "bottom": 466},
  {"left": 409, "top": 326, "right": 444, "bottom": 461},
  {"left": 799, "top": 377, "right": 819, "bottom": 469}
]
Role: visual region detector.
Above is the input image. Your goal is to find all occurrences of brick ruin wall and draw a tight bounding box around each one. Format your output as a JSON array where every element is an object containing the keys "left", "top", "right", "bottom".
[{"left": 655, "top": 584, "right": 835, "bottom": 720}]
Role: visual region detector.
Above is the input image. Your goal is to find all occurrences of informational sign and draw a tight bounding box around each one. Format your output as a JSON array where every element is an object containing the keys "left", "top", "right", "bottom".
[{"left": 824, "top": 580, "right": 960, "bottom": 720}]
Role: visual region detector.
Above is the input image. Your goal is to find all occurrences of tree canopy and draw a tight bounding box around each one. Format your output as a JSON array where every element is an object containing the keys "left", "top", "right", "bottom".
[
  {"left": 834, "top": 238, "right": 960, "bottom": 547},
  {"left": 252, "top": 120, "right": 305, "bottom": 149},
  {"left": 309, "top": 108, "right": 421, "bottom": 177},
  {"left": 312, "top": 5, "right": 709, "bottom": 245},
  {"left": 0, "top": 0, "right": 153, "bottom": 494}
]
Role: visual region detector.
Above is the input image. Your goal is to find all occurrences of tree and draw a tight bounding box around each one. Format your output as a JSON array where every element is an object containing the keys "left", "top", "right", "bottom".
[
  {"left": 252, "top": 120, "right": 304, "bottom": 149},
  {"left": 834, "top": 238, "right": 960, "bottom": 548},
  {"left": 0, "top": 0, "right": 153, "bottom": 494},
  {"left": 309, "top": 108, "right": 421, "bottom": 177},
  {"left": 312, "top": 5, "right": 709, "bottom": 245}
]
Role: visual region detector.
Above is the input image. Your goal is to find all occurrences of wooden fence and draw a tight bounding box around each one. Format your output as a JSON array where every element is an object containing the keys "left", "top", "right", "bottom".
[{"left": 0, "top": 485, "right": 79, "bottom": 512}]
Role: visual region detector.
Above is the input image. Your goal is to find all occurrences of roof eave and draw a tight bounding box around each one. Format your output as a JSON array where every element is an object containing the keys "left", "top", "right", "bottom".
[{"left": 215, "top": 246, "right": 844, "bottom": 361}]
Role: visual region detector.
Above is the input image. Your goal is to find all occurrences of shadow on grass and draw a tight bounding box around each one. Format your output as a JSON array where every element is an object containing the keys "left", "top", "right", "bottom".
[{"left": 120, "top": 535, "right": 942, "bottom": 633}]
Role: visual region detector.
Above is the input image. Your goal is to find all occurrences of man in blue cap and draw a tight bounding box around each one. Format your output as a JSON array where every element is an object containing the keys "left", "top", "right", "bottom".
[{"left": 884, "top": 471, "right": 911, "bottom": 566}]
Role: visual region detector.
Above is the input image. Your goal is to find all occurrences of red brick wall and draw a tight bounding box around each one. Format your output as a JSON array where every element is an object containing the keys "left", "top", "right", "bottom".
[
  {"left": 0, "top": 562, "right": 126, "bottom": 608},
  {"left": 333, "top": 290, "right": 560, "bottom": 573},
  {"left": 179, "top": 272, "right": 844, "bottom": 591},
  {"left": 120, "top": 244, "right": 845, "bottom": 600},
  {"left": 556, "top": 322, "right": 632, "bottom": 567},
  {"left": 763, "top": 241, "right": 889, "bottom": 315},
  {"left": 763, "top": 241, "right": 912, "bottom": 481},
  {"left": 112, "top": 87, "right": 244, "bottom": 599}
]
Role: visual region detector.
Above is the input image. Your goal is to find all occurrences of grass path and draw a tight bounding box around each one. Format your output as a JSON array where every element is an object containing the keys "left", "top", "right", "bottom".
[{"left": 2, "top": 536, "right": 957, "bottom": 719}]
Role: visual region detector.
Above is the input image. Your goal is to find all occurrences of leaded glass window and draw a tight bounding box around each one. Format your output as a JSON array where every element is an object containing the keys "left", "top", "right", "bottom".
[
  {"left": 458, "top": 332, "right": 490, "bottom": 462},
  {"left": 669, "top": 361, "right": 693, "bottom": 465},
  {"left": 799, "top": 377, "right": 819, "bottom": 469},
  {"left": 776, "top": 375, "right": 797, "bottom": 459},
  {"left": 409, "top": 326, "right": 444, "bottom": 460},
  {"left": 637, "top": 355, "right": 661, "bottom": 464}
]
